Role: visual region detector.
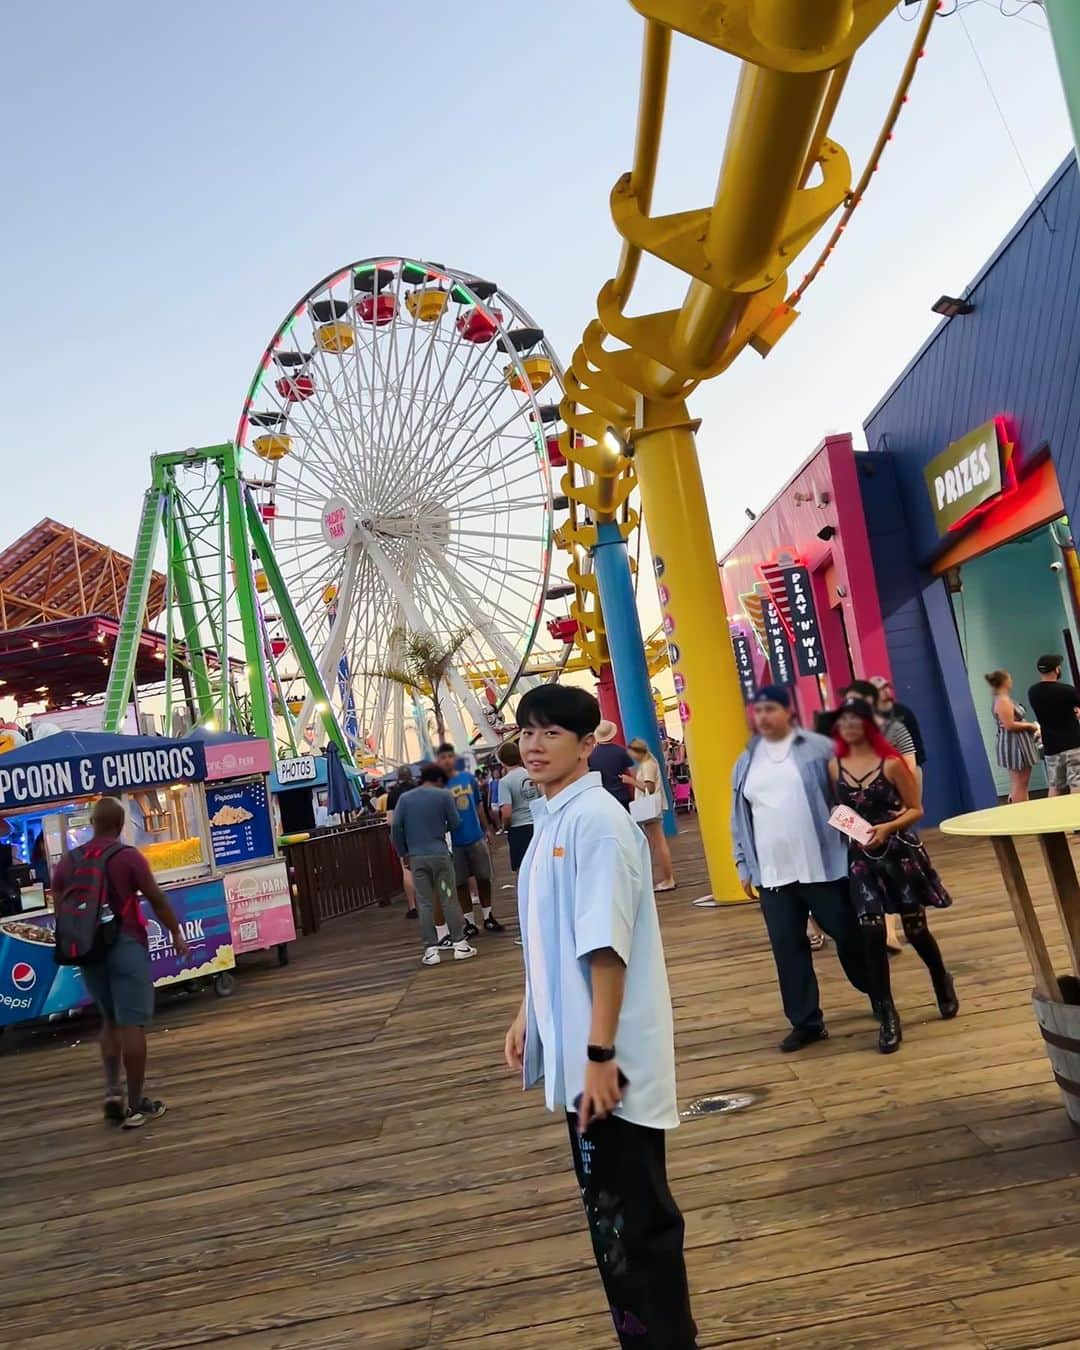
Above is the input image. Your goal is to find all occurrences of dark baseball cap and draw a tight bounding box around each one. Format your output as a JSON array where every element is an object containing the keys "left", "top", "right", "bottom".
[
  {"left": 752, "top": 684, "right": 790, "bottom": 709},
  {"left": 1037, "top": 654, "right": 1063, "bottom": 674}
]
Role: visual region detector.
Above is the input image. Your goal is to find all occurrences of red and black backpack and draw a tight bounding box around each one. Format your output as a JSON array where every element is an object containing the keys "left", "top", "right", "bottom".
[{"left": 53, "top": 842, "right": 127, "bottom": 967}]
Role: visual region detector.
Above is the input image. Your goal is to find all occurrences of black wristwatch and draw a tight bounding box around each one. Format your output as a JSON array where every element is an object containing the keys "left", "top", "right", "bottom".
[{"left": 587, "top": 1044, "right": 616, "bottom": 1062}]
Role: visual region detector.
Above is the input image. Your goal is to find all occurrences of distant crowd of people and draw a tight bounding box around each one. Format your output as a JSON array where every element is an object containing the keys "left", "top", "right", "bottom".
[{"left": 383, "top": 717, "right": 683, "bottom": 969}]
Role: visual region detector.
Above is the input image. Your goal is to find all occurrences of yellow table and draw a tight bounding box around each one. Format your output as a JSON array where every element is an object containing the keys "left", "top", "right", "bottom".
[{"left": 941, "top": 797, "right": 1080, "bottom": 1000}]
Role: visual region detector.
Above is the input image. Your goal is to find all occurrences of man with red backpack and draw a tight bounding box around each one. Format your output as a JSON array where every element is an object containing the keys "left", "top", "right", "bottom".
[{"left": 52, "top": 797, "right": 189, "bottom": 1128}]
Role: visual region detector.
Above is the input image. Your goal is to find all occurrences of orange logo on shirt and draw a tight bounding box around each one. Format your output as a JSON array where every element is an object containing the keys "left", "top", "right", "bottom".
[{"left": 552, "top": 846, "right": 565, "bottom": 858}]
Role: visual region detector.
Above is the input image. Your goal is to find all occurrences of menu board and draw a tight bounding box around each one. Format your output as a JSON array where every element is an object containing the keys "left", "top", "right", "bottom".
[{"left": 205, "top": 777, "right": 275, "bottom": 868}]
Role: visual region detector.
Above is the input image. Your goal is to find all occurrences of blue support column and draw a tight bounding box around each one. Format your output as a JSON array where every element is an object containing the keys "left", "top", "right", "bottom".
[{"left": 592, "top": 521, "right": 677, "bottom": 836}]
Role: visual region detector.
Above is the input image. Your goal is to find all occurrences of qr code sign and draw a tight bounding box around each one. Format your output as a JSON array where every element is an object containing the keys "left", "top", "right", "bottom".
[{"left": 238, "top": 921, "right": 259, "bottom": 942}]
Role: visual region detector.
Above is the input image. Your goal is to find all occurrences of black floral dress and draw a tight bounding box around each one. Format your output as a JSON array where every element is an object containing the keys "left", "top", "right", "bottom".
[{"left": 836, "top": 761, "right": 952, "bottom": 917}]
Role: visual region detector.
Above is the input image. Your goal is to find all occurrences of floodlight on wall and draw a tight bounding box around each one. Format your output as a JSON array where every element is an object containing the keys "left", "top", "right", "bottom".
[
  {"left": 932, "top": 295, "right": 975, "bottom": 318},
  {"left": 816, "top": 524, "right": 837, "bottom": 542}
]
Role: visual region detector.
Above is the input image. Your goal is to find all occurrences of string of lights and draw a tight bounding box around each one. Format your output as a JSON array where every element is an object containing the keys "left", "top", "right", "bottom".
[{"left": 785, "top": 1, "right": 940, "bottom": 309}]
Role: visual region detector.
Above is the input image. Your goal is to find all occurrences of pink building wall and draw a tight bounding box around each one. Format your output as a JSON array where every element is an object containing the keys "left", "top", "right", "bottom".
[{"left": 719, "top": 434, "right": 891, "bottom": 726}]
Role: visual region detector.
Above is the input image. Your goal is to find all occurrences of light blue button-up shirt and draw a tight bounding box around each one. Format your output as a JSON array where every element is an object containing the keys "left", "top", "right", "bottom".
[{"left": 518, "top": 771, "right": 679, "bottom": 1131}]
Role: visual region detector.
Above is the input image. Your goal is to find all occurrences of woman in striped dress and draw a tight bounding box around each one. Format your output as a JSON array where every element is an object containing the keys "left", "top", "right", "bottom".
[{"left": 986, "top": 669, "right": 1040, "bottom": 802}]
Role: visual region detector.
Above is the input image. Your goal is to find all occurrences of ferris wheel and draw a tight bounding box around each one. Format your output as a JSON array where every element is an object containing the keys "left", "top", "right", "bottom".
[{"left": 236, "top": 257, "right": 569, "bottom": 765}]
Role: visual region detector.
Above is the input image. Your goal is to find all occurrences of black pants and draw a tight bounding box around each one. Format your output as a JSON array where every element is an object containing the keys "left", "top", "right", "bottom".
[
  {"left": 566, "top": 1114, "right": 698, "bottom": 1349},
  {"left": 507, "top": 823, "right": 534, "bottom": 872},
  {"left": 758, "top": 878, "right": 869, "bottom": 1032}
]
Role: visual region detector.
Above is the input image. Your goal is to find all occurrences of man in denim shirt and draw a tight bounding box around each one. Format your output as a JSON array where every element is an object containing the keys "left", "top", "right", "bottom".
[{"left": 731, "top": 686, "right": 869, "bottom": 1052}]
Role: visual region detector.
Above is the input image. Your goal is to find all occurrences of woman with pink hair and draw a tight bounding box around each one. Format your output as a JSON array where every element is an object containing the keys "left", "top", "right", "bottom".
[{"left": 827, "top": 696, "right": 957, "bottom": 1055}]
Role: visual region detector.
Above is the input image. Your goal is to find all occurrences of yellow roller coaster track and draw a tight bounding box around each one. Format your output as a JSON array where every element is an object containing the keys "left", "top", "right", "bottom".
[
  {"left": 553, "top": 0, "right": 939, "bottom": 895},
  {"left": 466, "top": 623, "right": 671, "bottom": 688},
  {"left": 554, "top": 0, "right": 937, "bottom": 669}
]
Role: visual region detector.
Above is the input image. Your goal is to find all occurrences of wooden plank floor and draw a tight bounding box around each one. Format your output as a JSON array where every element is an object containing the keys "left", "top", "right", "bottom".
[{"left": 2, "top": 820, "right": 1079, "bottom": 1349}]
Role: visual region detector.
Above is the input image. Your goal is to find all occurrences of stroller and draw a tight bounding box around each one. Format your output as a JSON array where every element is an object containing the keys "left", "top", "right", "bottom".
[{"left": 670, "top": 763, "right": 694, "bottom": 813}]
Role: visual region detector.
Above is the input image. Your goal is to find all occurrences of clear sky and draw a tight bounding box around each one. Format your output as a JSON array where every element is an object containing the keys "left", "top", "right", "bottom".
[{"left": 3, "top": 0, "right": 1071, "bottom": 571}]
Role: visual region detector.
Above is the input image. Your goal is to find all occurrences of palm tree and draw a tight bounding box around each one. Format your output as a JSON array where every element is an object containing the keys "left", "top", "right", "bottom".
[{"left": 376, "top": 627, "right": 471, "bottom": 744}]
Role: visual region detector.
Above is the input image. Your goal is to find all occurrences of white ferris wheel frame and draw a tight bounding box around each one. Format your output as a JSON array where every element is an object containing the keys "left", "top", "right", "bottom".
[{"left": 236, "top": 256, "right": 572, "bottom": 765}]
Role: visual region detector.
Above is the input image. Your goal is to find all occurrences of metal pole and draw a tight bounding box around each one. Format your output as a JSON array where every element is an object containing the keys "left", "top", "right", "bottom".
[
  {"left": 596, "top": 662, "right": 624, "bottom": 741},
  {"left": 244, "top": 488, "right": 354, "bottom": 762},
  {"left": 217, "top": 476, "right": 231, "bottom": 733},
  {"left": 592, "top": 521, "right": 677, "bottom": 837},
  {"left": 1046, "top": 0, "right": 1080, "bottom": 163},
  {"left": 631, "top": 399, "right": 749, "bottom": 901},
  {"left": 221, "top": 446, "right": 274, "bottom": 743},
  {"left": 102, "top": 483, "right": 164, "bottom": 733},
  {"left": 168, "top": 493, "right": 215, "bottom": 720},
  {"left": 163, "top": 493, "right": 176, "bottom": 737}
]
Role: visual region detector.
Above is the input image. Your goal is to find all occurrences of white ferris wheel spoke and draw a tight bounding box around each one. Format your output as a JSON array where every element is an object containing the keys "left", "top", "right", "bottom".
[
  {"left": 294, "top": 539, "right": 363, "bottom": 740},
  {"left": 352, "top": 519, "right": 480, "bottom": 748}
]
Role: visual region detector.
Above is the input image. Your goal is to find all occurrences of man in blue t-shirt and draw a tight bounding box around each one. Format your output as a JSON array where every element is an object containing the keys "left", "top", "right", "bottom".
[{"left": 436, "top": 743, "right": 504, "bottom": 938}]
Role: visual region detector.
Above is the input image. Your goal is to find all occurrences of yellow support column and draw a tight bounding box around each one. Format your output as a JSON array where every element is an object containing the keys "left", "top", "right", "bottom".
[{"left": 632, "top": 397, "right": 749, "bottom": 902}]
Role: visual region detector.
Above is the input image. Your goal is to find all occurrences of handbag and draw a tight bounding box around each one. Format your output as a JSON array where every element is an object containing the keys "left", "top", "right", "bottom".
[{"left": 630, "top": 793, "right": 662, "bottom": 824}]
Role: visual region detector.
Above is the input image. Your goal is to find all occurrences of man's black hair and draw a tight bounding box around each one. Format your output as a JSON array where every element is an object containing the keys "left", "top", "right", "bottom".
[
  {"left": 516, "top": 684, "right": 601, "bottom": 739},
  {"left": 419, "top": 762, "right": 447, "bottom": 785},
  {"left": 435, "top": 742, "right": 455, "bottom": 756},
  {"left": 842, "top": 679, "right": 879, "bottom": 706}
]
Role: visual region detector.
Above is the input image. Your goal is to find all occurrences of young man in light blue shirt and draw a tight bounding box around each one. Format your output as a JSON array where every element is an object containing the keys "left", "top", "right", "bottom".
[{"left": 504, "top": 684, "right": 697, "bottom": 1349}]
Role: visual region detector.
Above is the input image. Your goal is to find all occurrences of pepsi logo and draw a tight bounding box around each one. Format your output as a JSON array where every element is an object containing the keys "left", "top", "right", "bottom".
[{"left": 11, "top": 963, "right": 36, "bottom": 992}]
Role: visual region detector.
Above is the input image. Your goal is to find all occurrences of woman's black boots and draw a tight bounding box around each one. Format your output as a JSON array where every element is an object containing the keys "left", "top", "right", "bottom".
[
  {"left": 901, "top": 911, "right": 959, "bottom": 1019},
  {"left": 861, "top": 915, "right": 902, "bottom": 1053}
]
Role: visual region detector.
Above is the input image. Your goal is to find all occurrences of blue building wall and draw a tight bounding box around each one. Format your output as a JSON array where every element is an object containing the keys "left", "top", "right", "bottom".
[
  {"left": 855, "top": 454, "right": 996, "bottom": 824},
  {"left": 860, "top": 156, "right": 1080, "bottom": 822}
]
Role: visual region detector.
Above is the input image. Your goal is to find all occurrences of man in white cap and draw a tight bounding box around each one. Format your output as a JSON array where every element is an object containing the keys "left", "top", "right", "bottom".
[{"left": 588, "top": 719, "right": 635, "bottom": 810}]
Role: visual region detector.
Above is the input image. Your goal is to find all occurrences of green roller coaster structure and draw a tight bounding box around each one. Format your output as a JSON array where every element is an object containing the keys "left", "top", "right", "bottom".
[{"left": 101, "top": 442, "right": 352, "bottom": 763}]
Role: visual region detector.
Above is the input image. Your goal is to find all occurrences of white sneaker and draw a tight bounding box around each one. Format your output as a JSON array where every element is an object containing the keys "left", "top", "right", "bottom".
[
  {"left": 453, "top": 940, "right": 477, "bottom": 961},
  {"left": 421, "top": 947, "right": 441, "bottom": 966}
]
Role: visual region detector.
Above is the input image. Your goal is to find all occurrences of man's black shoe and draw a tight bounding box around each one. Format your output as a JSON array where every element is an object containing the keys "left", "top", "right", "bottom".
[
  {"left": 462, "top": 920, "right": 480, "bottom": 940},
  {"left": 779, "top": 1025, "right": 829, "bottom": 1053},
  {"left": 405, "top": 908, "right": 419, "bottom": 920},
  {"left": 483, "top": 915, "right": 506, "bottom": 933}
]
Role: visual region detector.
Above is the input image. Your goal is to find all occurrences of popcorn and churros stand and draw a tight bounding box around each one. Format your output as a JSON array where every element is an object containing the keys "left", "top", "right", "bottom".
[{"left": 0, "top": 728, "right": 295, "bottom": 1029}]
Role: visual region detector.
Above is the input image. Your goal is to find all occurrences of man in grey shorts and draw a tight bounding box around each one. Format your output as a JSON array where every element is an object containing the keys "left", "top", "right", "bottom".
[
  {"left": 51, "top": 797, "right": 190, "bottom": 1128},
  {"left": 390, "top": 763, "right": 478, "bottom": 967},
  {"left": 1028, "top": 654, "right": 1080, "bottom": 795}
]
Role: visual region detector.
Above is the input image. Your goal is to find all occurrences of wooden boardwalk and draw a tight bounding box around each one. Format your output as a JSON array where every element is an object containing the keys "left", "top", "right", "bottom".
[{"left": 2, "top": 820, "right": 1079, "bottom": 1349}]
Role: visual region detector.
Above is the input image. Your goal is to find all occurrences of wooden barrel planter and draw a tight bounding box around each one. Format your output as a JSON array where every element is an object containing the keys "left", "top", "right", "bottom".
[{"left": 1033, "top": 976, "right": 1080, "bottom": 1127}]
